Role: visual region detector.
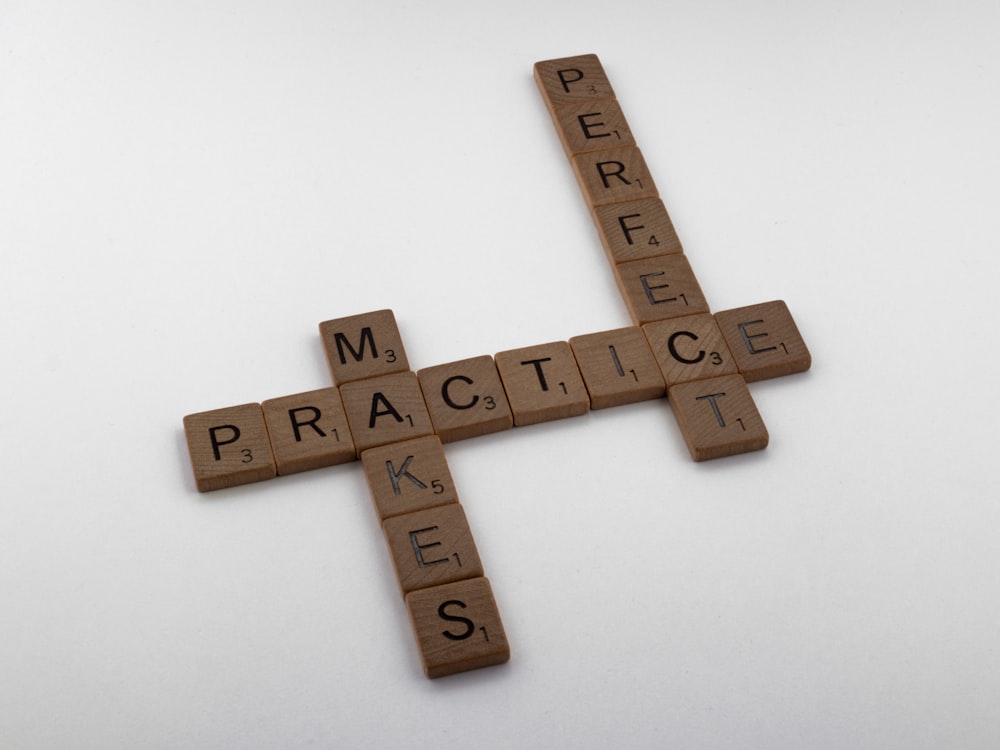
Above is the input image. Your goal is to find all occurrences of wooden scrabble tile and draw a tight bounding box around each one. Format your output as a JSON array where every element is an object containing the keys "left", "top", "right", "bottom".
[
  {"left": 494, "top": 341, "right": 590, "bottom": 426},
  {"left": 183, "top": 403, "right": 276, "bottom": 492},
  {"left": 591, "top": 197, "right": 684, "bottom": 264},
  {"left": 417, "top": 356, "right": 514, "bottom": 443},
  {"left": 714, "top": 300, "right": 812, "bottom": 382},
  {"left": 339, "top": 371, "right": 434, "bottom": 455},
  {"left": 550, "top": 98, "right": 635, "bottom": 156},
  {"left": 383, "top": 503, "right": 484, "bottom": 596},
  {"left": 668, "top": 374, "right": 768, "bottom": 461},
  {"left": 533, "top": 53, "right": 615, "bottom": 112},
  {"left": 642, "top": 313, "right": 739, "bottom": 387},
  {"left": 261, "top": 387, "right": 356, "bottom": 475},
  {"left": 405, "top": 577, "right": 510, "bottom": 679},
  {"left": 614, "top": 253, "right": 710, "bottom": 325},
  {"left": 571, "top": 146, "right": 658, "bottom": 207},
  {"left": 568, "top": 327, "right": 665, "bottom": 409},
  {"left": 319, "top": 309, "right": 409, "bottom": 385},
  {"left": 361, "top": 435, "right": 459, "bottom": 521}
]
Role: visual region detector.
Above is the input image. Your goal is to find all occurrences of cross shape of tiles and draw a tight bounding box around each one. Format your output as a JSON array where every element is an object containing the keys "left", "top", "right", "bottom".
[{"left": 182, "top": 54, "right": 812, "bottom": 679}]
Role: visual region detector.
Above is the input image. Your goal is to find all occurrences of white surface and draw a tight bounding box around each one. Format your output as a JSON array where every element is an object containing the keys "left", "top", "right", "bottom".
[{"left": 3, "top": 2, "right": 999, "bottom": 748}]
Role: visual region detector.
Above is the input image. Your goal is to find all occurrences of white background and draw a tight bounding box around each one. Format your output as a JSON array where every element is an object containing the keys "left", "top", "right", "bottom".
[{"left": 2, "top": 1, "right": 998, "bottom": 748}]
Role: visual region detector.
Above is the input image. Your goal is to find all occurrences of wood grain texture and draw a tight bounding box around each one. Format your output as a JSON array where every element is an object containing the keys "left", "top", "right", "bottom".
[
  {"left": 550, "top": 98, "right": 634, "bottom": 157},
  {"left": 383, "top": 503, "right": 484, "bottom": 596},
  {"left": 715, "top": 300, "right": 812, "bottom": 382},
  {"left": 668, "top": 374, "right": 768, "bottom": 461},
  {"left": 569, "top": 327, "right": 665, "bottom": 409},
  {"left": 591, "top": 197, "right": 683, "bottom": 264},
  {"left": 417, "top": 355, "right": 514, "bottom": 443},
  {"left": 183, "top": 403, "right": 276, "bottom": 492},
  {"left": 494, "top": 341, "right": 590, "bottom": 426},
  {"left": 571, "top": 146, "right": 658, "bottom": 207},
  {"left": 533, "top": 53, "right": 615, "bottom": 111},
  {"left": 405, "top": 577, "right": 510, "bottom": 679},
  {"left": 642, "top": 313, "right": 738, "bottom": 387},
  {"left": 339, "top": 371, "right": 433, "bottom": 455},
  {"left": 319, "top": 309, "right": 409, "bottom": 385},
  {"left": 261, "top": 387, "right": 356, "bottom": 475},
  {"left": 361, "top": 435, "right": 458, "bottom": 522},
  {"left": 614, "top": 253, "right": 710, "bottom": 325}
]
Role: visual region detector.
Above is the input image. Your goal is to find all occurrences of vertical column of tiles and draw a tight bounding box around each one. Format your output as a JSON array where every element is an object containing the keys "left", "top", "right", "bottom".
[
  {"left": 535, "top": 55, "right": 773, "bottom": 462},
  {"left": 338, "top": 310, "right": 508, "bottom": 678}
]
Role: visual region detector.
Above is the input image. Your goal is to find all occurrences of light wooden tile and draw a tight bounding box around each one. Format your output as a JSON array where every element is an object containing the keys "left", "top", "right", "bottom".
[
  {"left": 668, "top": 374, "right": 768, "bottom": 461},
  {"left": 183, "top": 403, "right": 276, "bottom": 492},
  {"left": 571, "top": 146, "right": 658, "bottom": 207},
  {"left": 569, "top": 327, "right": 665, "bottom": 409},
  {"left": 614, "top": 253, "right": 710, "bottom": 325},
  {"left": 417, "top": 355, "right": 514, "bottom": 443},
  {"left": 642, "top": 314, "right": 738, "bottom": 387},
  {"left": 715, "top": 300, "right": 812, "bottom": 382},
  {"left": 339, "top": 371, "right": 433, "bottom": 455},
  {"left": 533, "top": 53, "right": 615, "bottom": 112},
  {"left": 383, "top": 503, "right": 484, "bottom": 596},
  {"left": 361, "top": 436, "right": 458, "bottom": 522},
  {"left": 405, "top": 577, "right": 510, "bottom": 679},
  {"left": 591, "top": 198, "right": 683, "bottom": 264},
  {"left": 550, "top": 99, "right": 635, "bottom": 156},
  {"left": 261, "top": 387, "right": 356, "bottom": 475},
  {"left": 319, "top": 309, "right": 409, "bottom": 385},
  {"left": 494, "top": 342, "right": 590, "bottom": 426}
]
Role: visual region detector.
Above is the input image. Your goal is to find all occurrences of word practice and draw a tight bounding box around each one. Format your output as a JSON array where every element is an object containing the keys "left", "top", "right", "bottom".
[{"left": 183, "top": 54, "right": 811, "bottom": 679}]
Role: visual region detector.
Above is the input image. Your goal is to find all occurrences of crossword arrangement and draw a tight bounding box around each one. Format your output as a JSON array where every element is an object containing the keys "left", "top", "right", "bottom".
[{"left": 183, "top": 54, "right": 811, "bottom": 679}]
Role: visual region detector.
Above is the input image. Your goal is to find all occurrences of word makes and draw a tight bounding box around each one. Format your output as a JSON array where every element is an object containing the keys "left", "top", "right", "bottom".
[{"left": 183, "top": 54, "right": 811, "bottom": 680}]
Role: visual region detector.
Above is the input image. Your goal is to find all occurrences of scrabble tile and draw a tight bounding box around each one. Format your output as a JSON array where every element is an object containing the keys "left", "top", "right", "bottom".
[
  {"left": 183, "top": 403, "right": 276, "bottom": 492},
  {"left": 319, "top": 309, "right": 409, "bottom": 385},
  {"left": 571, "top": 146, "right": 658, "bottom": 207},
  {"left": 668, "top": 374, "right": 768, "bottom": 461},
  {"left": 642, "top": 314, "right": 738, "bottom": 387},
  {"left": 591, "top": 197, "right": 684, "bottom": 264},
  {"left": 568, "top": 327, "right": 665, "bottom": 409},
  {"left": 383, "top": 503, "right": 484, "bottom": 595},
  {"left": 550, "top": 98, "right": 635, "bottom": 156},
  {"left": 340, "top": 371, "right": 434, "bottom": 455},
  {"left": 614, "top": 253, "right": 710, "bottom": 325},
  {"left": 417, "top": 356, "right": 514, "bottom": 443},
  {"left": 533, "top": 53, "right": 615, "bottom": 112},
  {"left": 405, "top": 577, "right": 510, "bottom": 679},
  {"left": 261, "top": 387, "right": 356, "bottom": 475},
  {"left": 494, "top": 342, "right": 590, "bottom": 426},
  {"left": 715, "top": 300, "right": 812, "bottom": 382},
  {"left": 361, "top": 436, "right": 459, "bottom": 521}
]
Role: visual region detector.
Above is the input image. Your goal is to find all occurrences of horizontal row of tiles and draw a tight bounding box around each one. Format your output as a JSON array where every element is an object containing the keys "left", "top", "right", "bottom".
[{"left": 184, "top": 302, "right": 808, "bottom": 492}]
